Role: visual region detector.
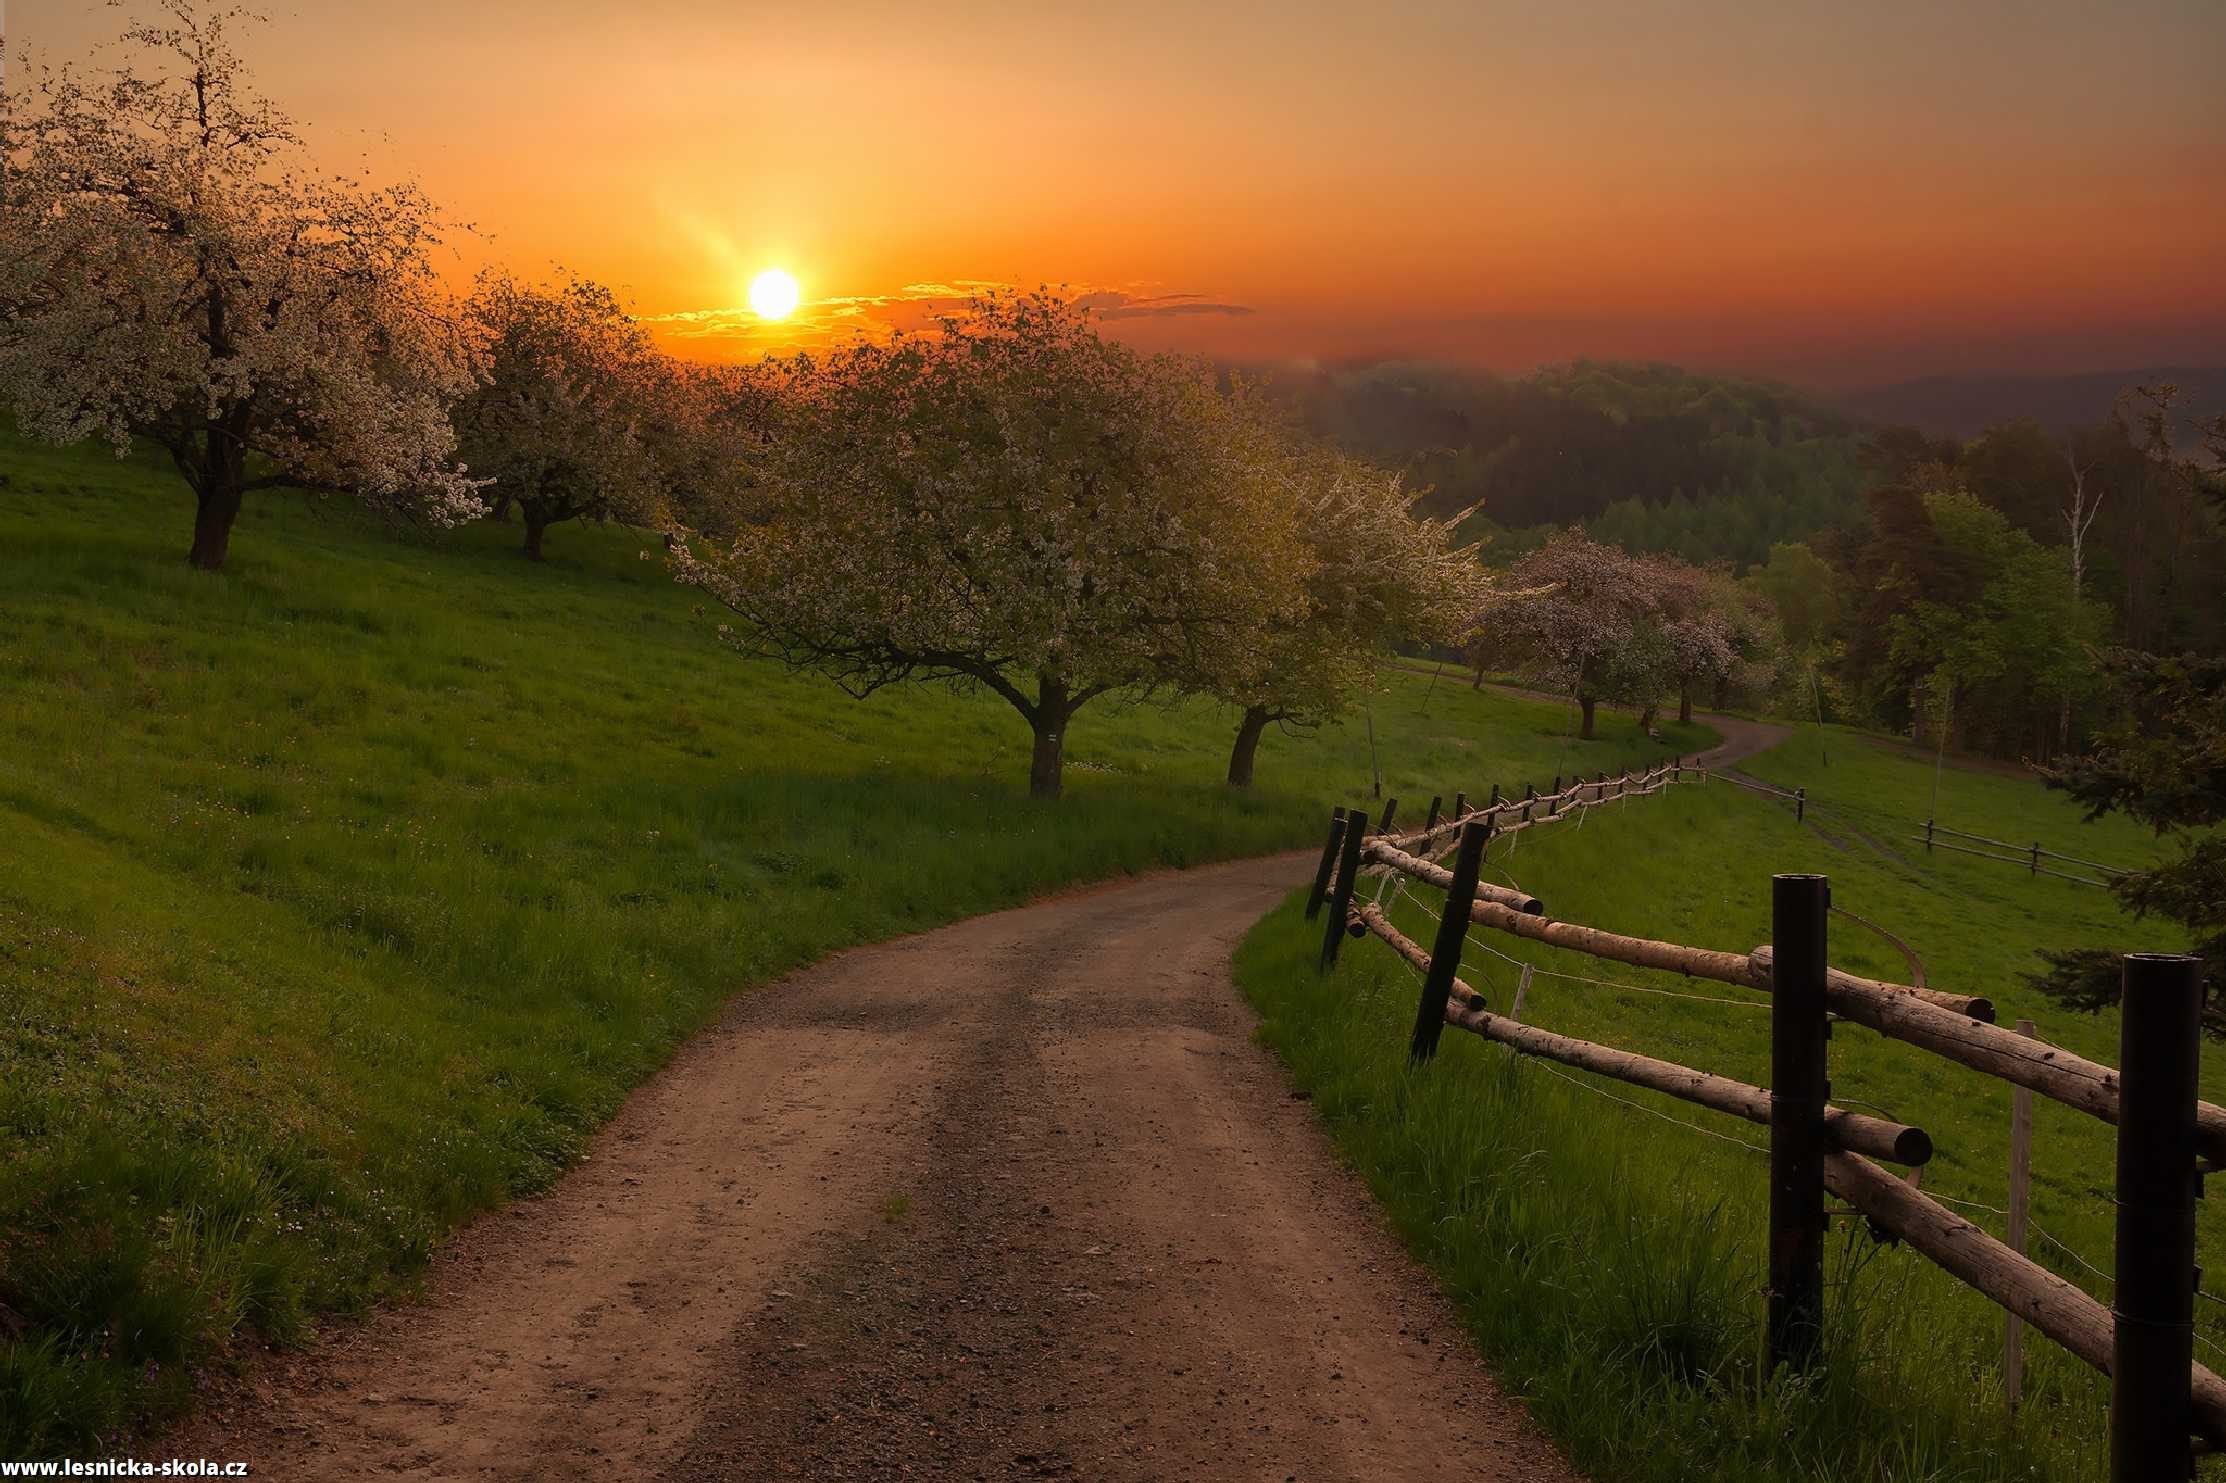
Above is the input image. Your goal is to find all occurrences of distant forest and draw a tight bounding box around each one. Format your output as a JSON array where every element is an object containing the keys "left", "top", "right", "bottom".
[
  {"left": 1271, "top": 359, "right": 1872, "bottom": 570},
  {"left": 1276, "top": 358, "right": 2226, "bottom": 761}
]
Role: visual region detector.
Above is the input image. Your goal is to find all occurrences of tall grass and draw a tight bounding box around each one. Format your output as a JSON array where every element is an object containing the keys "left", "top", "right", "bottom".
[{"left": 0, "top": 430, "right": 1711, "bottom": 1454}]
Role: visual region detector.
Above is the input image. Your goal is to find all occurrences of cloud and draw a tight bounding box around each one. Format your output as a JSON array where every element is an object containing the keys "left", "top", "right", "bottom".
[
  {"left": 639, "top": 280, "right": 1253, "bottom": 357},
  {"left": 1073, "top": 290, "right": 1254, "bottom": 321}
]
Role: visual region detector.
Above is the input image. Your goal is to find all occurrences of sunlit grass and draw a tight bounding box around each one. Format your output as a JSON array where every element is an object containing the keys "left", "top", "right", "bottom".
[{"left": 0, "top": 429, "right": 1710, "bottom": 1454}]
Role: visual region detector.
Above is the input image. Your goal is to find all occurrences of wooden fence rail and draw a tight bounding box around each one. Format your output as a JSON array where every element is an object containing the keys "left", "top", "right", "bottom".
[
  {"left": 1355, "top": 902, "right": 1933, "bottom": 1165},
  {"left": 1920, "top": 819, "right": 2129, "bottom": 878},
  {"left": 1307, "top": 804, "right": 2215, "bottom": 1474},
  {"left": 1911, "top": 819, "right": 2125, "bottom": 889}
]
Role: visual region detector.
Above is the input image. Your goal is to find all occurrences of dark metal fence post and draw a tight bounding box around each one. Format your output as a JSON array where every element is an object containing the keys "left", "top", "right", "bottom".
[
  {"left": 1924, "top": 817, "right": 1935, "bottom": 852},
  {"left": 1489, "top": 783, "right": 1502, "bottom": 807},
  {"left": 1304, "top": 809, "right": 1346, "bottom": 921},
  {"left": 1768, "top": 873, "right": 1830, "bottom": 1374},
  {"left": 2112, "top": 952, "right": 2203, "bottom": 1483},
  {"left": 1409, "top": 819, "right": 1489, "bottom": 1063},
  {"left": 2031, "top": 842, "right": 2042, "bottom": 875},
  {"left": 1424, "top": 796, "right": 1442, "bottom": 831},
  {"left": 1795, "top": 787, "right": 1807, "bottom": 824},
  {"left": 1452, "top": 790, "right": 1468, "bottom": 821},
  {"left": 1379, "top": 797, "right": 1399, "bottom": 833},
  {"left": 1318, "top": 808, "right": 1370, "bottom": 971}
]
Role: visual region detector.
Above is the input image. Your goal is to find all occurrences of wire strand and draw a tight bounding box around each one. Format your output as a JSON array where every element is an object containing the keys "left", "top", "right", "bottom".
[{"left": 1528, "top": 1058, "right": 1768, "bottom": 1157}]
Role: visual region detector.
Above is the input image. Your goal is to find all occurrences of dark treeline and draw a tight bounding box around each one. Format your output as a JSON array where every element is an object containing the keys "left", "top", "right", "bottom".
[
  {"left": 1270, "top": 359, "right": 1872, "bottom": 568},
  {"left": 1283, "top": 358, "right": 2226, "bottom": 765},
  {"left": 1826, "top": 405, "right": 2226, "bottom": 759}
]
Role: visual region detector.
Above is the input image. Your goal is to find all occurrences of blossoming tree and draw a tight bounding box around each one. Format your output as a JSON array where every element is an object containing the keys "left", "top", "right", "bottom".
[
  {"left": 674, "top": 292, "right": 1309, "bottom": 800},
  {"left": 1472, "top": 531, "right": 1659, "bottom": 739},
  {"left": 454, "top": 273, "right": 666, "bottom": 560},
  {"left": 1211, "top": 444, "right": 1487, "bottom": 787},
  {"left": 638, "top": 358, "right": 776, "bottom": 541},
  {"left": 1650, "top": 558, "right": 1772, "bottom": 725},
  {"left": 0, "top": 1, "right": 480, "bottom": 569}
]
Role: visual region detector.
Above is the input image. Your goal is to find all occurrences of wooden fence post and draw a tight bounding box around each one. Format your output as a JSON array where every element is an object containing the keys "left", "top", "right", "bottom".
[
  {"left": 2112, "top": 952, "right": 2203, "bottom": 1482},
  {"left": 1768, "top": 872, "right": 1830, "bottom": 1374},
  {"left": 1508, "top": 962, "right": 1533, "bottom": 1022},
  {"left": 1379, "top": 797, "right": 1399, "bottom": 832},
  {"left": 1318, "top": 808, "right": 1370, "bottom": 971},
  {"left": 1409, "top": 819, "right": 1489, "bottom": 1063},
  {"left": 1305, "top": 809, "right": 1346, "bottom": 921},
  {"left": 1424, "top": 795, "right": 1442, "bottom": 831},
  {"left": 2006, "top": 1017, "right": 2035, "bottom": 1417}
]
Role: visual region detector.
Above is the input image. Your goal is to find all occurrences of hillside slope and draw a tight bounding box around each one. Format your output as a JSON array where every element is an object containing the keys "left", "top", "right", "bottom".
[{"left": 0, "top": 433, "right": 1709, "bottom": 1454}]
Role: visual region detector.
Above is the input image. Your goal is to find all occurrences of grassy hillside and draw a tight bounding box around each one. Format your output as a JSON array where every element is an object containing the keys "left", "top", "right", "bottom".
[
  {"left": 0, "top": 431, "right": 1710, "bottom": 1454},
  {"left": 1235, "top": 731, "right": 2208, "bottom": 1481}
]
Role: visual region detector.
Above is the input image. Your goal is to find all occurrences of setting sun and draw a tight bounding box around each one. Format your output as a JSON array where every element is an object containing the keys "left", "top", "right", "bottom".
[{"left": 747, "top": 268, "right": 800, "bottom": 321}]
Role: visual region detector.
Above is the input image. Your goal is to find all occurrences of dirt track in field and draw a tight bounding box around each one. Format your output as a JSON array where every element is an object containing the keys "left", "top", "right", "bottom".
[{"left": 170, "top": 853, "right": 1582, "bottom": 1482}]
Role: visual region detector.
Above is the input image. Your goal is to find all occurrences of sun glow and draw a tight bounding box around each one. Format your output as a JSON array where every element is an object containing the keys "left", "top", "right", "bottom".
[{"left": 748, "top": 268, "right": 801, "bottom": 321}]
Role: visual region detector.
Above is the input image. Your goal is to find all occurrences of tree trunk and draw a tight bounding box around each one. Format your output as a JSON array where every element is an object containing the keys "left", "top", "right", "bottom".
[
  {"left": 1578, "top": 693, "right": 1597, "bottom": 740},
  {"left": 1029, "top": 672, "right": 1070, "bottom": 801},
  {"left": 188, "top": 480, "right": 244, "bottom": 571},
  {"left": 1471, "top": 662, "right": 1484, "bottom": 690},
  {"left": 523, "top": 514, "right": 548, "bottom": 561},
  {"left": 1638, "top": 702, "right": 1659, "bottom": 731},
  {"left": 1679, "top": 679, "right": 1694, "bottom": 726},
  {"left": 489, "top": 493, "right": 513, "bottom": 523},
  {"left": 1227, "top": 705, "right": 1271, "bottom": 788}
]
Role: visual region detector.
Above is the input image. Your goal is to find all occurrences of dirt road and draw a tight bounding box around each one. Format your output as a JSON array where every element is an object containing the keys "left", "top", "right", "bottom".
[
  {"left": 173, "top": 855, "right": 1579, "bottom": 1482},
  {"left": 1689, "top": 712, "right": 1790, "bottom": 770}
]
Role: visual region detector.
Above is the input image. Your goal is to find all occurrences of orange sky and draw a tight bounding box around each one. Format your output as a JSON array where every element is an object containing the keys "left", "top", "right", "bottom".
[{"left": 13, "top": 0, "right": 2226, "bottom": 387}]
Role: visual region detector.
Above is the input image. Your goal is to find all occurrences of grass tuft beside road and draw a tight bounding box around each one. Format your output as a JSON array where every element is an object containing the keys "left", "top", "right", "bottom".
[{"left": 0, "top": 430, "right": 1708, "bottom": 1455}]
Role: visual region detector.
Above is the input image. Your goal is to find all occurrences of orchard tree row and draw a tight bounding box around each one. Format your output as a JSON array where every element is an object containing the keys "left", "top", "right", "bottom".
[
  {"left": 0, "top": 2, "right": 1485, "bottom": 801},
  {"left": 0, "top": 2, "right": 760, "bottom": 569}
]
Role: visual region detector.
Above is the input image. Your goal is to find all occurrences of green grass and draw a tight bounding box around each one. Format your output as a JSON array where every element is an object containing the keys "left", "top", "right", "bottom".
[
  {"left": 1740, "top": 721, "right": 2168, "bottom": 880},
  {"left": 0, "top": 430, "right": 1711, "bottom": 1455},
  {"left": 1234, "top": 738, "right": 2213, "bottom": 1481}
]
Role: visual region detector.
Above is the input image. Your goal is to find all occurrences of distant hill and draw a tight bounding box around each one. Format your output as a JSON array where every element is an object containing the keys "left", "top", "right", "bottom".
[
  {"left": 1259, "top": 358, "right": 1872, "bottom": 570},
  {"left": 1841, "top": 367, "right": 2226, "bottom": 441}
]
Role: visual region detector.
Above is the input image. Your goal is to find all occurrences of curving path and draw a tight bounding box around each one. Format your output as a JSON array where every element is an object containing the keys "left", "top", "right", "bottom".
[{"left": 170, "top": 854, "right": 1582, "bottom": 1482}]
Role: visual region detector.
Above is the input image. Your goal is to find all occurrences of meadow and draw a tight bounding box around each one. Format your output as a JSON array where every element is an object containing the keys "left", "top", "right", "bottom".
[
  {"left": 0, "top": 430, "right": 1710, "bottom": 1454},
  {"left": 1235, "top": 724, "right": 2207, "bottom": 1481}
]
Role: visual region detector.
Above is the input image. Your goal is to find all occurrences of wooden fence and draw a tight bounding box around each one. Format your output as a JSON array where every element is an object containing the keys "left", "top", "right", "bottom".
[
  {"left": 1302, "top": 792, "right": 2211, "bottom": 1480},
  {"left": 1915, "top": 819, "right": 2131, "bottom": 889}
]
